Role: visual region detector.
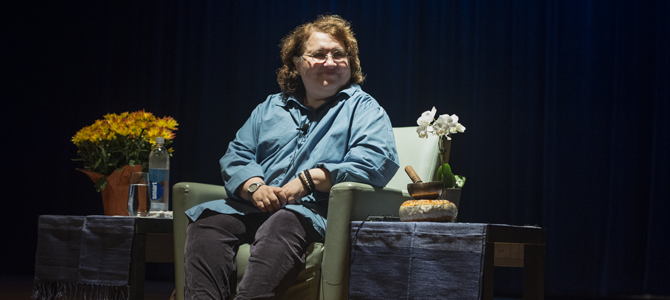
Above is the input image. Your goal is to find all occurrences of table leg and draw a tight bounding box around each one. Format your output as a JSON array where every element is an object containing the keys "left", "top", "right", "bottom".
[
  {"left": 129, "top": 232, "right": 147, "bottom": 300},
  {"left": 482, "top": 242, "right": 495, "bottom": 300},
  {"left": 523, "top": 244, "right": 545, "bottom": 300}
]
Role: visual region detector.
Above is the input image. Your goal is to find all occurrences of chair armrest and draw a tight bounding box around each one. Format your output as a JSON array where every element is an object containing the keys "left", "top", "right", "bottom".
[
  {"left": 172, "top": 182, "right": 228, "bottom": 234},
  {"left": 172, "top": 182, "right": 228, "bottom": 300},
  {"left": 320, "top": 182, "right": 411, "bottom": 300},
  {"left": 173, "top": 182, "right": 228, "bottom": 212}
]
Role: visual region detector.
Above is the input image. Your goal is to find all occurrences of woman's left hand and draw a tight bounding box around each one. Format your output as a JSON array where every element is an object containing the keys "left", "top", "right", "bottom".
[{"left": 280, "top": 177, "right": 308, "bottom": 204}]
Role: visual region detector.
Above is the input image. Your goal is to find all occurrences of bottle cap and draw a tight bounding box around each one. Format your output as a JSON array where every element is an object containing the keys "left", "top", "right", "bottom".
[{"left": 156, "top": 137, "right": 165, "bottom": 144}]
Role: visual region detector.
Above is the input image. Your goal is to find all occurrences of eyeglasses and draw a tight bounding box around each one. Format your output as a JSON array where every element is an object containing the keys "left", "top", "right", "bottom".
[{"left": 302, "top": 52, "right": 348, "bottom": 63}]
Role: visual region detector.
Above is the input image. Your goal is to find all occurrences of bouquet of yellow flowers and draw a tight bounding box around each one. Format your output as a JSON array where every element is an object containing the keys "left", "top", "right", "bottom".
[{"left": 72, "top": 110, "right": 178, "bottom": 192}]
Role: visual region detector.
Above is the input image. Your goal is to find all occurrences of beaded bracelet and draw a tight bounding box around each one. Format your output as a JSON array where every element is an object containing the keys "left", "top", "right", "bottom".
[
  {"left": 298, "top": 172, "right": 312, "bottom": 194},
  {"left": 302, "top": 169, "right": 316, "bottom": 193}
]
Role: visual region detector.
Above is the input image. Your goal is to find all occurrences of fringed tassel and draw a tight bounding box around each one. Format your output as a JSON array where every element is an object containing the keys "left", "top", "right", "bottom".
[
  {"left": 32, "top": 279, "right": 129, "bottom": 300},
  {"left": 32, "top": 278, "right": 49, "bottom": 300},
  {"left": 32, "top": 279, "right": 72, "bottom": 300}
]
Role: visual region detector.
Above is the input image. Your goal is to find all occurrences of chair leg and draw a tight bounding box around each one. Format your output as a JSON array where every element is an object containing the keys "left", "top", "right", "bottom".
[{"left": 523, "top": 244, "right": 545, "bottom": 300}]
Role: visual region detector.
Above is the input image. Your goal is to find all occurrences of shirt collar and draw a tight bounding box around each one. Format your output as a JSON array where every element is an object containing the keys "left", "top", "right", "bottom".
[{"left": 279, "top": 84, "right": 360, "bottom": 108}]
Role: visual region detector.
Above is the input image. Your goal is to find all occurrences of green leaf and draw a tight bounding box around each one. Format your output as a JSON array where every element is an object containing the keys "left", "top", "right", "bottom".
[
  {"left": 454, "top": 175, "right": 466, "bottom": 188},
  {"left": 436, "top": 163, "right": 456, "bottom": 188},
  {"left": 94, "top": 177, "right": 107, "bottom": 192}
]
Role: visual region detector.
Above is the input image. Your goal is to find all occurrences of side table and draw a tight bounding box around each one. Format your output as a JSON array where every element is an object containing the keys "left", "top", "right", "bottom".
[
  {"left": 348, "top": 222, "right": 545, "bottom": 300},
  {"left": 34, "top": 215, "right": 174, "bottom": 300},
  {"left": 483, "top": 224, "right": 546, "bottom": 300}
]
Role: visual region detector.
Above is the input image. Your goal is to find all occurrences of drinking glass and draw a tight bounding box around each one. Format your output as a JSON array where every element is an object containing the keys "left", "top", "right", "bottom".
[{"left": 128, "top": 172, "right": 150, "bottom": 217}]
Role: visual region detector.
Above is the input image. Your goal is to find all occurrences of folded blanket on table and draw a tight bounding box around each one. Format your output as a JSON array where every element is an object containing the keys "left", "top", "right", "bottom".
[
  {"left": 348, "top": 221, "right": 488, "bottom": 300},
  {"left": 33, "top": 215, "right": 136, "bottom": 300}
]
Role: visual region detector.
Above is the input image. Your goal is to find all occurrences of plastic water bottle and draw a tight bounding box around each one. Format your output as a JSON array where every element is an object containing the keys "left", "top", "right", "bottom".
[{"left": 149, "top": 137, "right": 170, "bottom": 212}]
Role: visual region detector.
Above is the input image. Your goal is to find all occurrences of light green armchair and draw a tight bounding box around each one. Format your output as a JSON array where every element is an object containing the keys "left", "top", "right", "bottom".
[{"left": 172, "top": 127, "right": 442, "bottom": 300}]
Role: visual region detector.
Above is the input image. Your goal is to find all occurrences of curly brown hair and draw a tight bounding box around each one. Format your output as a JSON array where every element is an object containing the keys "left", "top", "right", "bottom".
[{"left": 277, "top": 14, "right": 365, "bottom": 100}]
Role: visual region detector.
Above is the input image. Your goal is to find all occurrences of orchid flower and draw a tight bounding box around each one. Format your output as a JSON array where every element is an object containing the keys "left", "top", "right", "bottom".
[
  {"left": 416, "top": 109, "right": 465, "bottom": 140},
  {"left": 415, "top": 107, "right": 467, "bottom": 189},
  {"left": 417, "top": 107, "right": 437, "bottom": 126}
]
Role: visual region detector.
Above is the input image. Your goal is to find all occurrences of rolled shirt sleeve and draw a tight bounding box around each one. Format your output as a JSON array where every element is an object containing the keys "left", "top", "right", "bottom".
[{"left": 219, "top": 101, "right": 266, "bottom": 199}]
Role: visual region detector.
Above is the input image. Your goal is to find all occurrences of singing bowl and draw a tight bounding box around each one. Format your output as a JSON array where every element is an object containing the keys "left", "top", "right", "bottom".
[{"left": 407, "top": 181, "right": 445, "bottom": 200}]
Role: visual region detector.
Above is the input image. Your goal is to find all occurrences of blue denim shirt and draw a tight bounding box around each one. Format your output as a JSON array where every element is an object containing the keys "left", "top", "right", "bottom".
[{"left": 185, "top": 84, "right": 400, "bottom": 237}]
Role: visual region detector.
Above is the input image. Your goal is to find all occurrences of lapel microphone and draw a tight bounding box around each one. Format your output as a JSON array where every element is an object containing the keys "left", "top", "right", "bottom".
[{"left": 298, "top": 124, "right": 309, "bottom": 135}]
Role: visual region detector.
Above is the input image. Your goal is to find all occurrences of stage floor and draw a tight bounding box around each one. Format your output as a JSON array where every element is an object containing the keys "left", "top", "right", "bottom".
[
  {"left": 0, "top": 274, "right": 174, "bottom": 300},
  {"left": 3, "top": 273, "right": 667, "bottom": 300}
]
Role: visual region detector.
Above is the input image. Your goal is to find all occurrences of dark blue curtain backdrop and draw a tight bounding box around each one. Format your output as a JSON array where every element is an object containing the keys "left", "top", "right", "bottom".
[{"left": 4, "top": 0, "right": 669, "bottom": 298}]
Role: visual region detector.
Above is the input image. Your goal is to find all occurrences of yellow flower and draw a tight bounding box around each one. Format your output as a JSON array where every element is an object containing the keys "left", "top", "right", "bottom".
[
  {"left": 116, "top": 125, "right": 132, "bottom": 136},
  {"left": 72, "top": 110, "right": 178, "bottom": 177},
  {"left": 155, "top": 117, "right": 179, "bottom": 130},
  {"left": 160, "top": 127, "right": 176, "bottom": 140},
  {"left": 135, "top": 110, "right": 155, "bottom": 121},
  {"left": 147, "top": 126, "right": 160, "bottom": 140},
  {"left": 165, "top": 117, "right": 179, "bottom": 129}
]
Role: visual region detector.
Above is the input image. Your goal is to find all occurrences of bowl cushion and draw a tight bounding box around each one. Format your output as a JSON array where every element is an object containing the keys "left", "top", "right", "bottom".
[{"left": 399, "top": 200, "right": 458, "bottom": 222}]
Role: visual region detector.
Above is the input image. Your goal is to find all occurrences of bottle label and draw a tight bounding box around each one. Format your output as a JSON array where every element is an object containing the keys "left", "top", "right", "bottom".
[
  {"left": 150, "top": 181, "right": 163, "bottom": 200},
  {"left": 149, "top": 169, "right": 166, "bottom": 201}
]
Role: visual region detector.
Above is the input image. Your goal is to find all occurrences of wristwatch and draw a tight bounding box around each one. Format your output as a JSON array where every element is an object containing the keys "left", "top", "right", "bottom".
[{"left": 247, "top": 182, "right": 265, "bottom": 199}]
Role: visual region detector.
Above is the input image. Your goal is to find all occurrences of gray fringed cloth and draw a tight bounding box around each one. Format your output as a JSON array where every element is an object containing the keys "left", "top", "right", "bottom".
[
  {"left": 33, "top": 215, "right": 136, "bottom": 300},
  {"left": 348, "top": 221, "right": 488, "bottom": 300}
]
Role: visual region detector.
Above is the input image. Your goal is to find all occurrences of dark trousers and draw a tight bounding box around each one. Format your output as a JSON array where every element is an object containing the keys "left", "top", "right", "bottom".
[{"left": 184, "top": 209, "right": 322, "bottom": 300}]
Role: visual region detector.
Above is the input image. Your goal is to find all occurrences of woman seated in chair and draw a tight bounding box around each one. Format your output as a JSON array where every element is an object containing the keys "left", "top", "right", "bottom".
[{"left": 183, "top": 14, "right": 399, "bottom": 300}]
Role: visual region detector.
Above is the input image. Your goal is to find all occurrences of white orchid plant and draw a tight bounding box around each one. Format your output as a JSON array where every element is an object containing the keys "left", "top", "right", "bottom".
[
  {"left": 416, "top": 106, "right": 466, "bottom": 139},
  {"left": 416, "top": 107, "right": 466, "bottom": 188}
]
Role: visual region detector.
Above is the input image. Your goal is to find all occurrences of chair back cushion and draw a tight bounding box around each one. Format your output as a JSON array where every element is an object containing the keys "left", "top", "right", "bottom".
[{"left": 385, "top": 127, "right": 440, "bottom": 191}]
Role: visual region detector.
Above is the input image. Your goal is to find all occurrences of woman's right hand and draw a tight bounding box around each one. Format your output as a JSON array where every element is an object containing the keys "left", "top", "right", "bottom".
[{"left": 250, "top": 185, "right": 287, "bottom": 213}]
